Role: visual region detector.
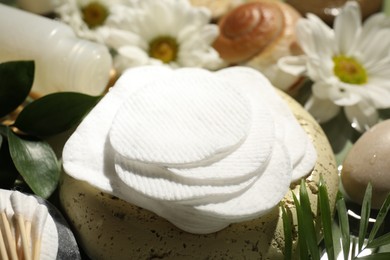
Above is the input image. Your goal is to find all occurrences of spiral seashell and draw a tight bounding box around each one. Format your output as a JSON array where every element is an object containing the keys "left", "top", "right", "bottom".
[
  {"left": 213, "top": 0, "right": 303, "bottom": 91},
  {"left": 214, "top": 0, "right": 301, "bottom": 63}
]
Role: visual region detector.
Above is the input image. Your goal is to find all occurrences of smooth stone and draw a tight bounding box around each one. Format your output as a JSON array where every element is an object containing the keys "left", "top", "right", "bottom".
[{"left": 341, "top": 120, "right": 390, "bottom": 209}]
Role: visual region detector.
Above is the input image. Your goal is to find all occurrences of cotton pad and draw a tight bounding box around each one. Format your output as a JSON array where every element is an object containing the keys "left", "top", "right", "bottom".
[
  {"left": 125, "top": 141, "right": 292, "bottom": 234},
  {"left": 62, "top": 66, "right": 318, "bottom": 236},
  {"left": 109, "top": 69, "right": 252, "bottom": 167},
  {"left": 271, "top": 97, "right": 308, "bottom": 168},
  {"left": 193, "top": 141, "right": 292, "bottom": 221},
  {"left": 166, "top": 69, "right": 275, "bottom": 184},
  {"left": 291, "top": 138, "right": 317, "bottom": 182},
  {"left": 62, "top": 66, "right": 173, "bottom": 193},
  {"left": 217, "top": 67, "right": 310, "bottom": 170},
  {"left": 115, "top": 157, "right": 259, "bottom": 204}
]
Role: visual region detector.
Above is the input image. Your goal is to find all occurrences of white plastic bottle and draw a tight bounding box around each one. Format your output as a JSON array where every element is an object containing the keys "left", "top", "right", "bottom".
[
  {"left": 0, "top": 3, "right": 112, "bottom": 96},
  {"left": 16, "top": 0, "right": 55, "bottom": 15}
]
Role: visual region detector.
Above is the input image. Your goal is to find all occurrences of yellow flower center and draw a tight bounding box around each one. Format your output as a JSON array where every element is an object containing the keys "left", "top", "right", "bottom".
[
  {"left": 81, "top": 2, "right": 108, "bottom": 29},
  {"left": 333, "top": 55, "right": 367, "bottom": 85},
  {"left": 149, "top": 36, "right": 178, "bottom": 63}
]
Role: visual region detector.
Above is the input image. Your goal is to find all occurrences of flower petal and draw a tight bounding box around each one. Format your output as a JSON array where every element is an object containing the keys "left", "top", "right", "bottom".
[
  {"left": 304, "top": 95, "right": 340, "bottom": 123},
  {"left": 331, "top": 90, "right": 361, "bottom": 107},
  {"left": 334, "top": 1, "right": 361, "bottom": 55},
  {"left": 359, "top": 84, "right": 390, "bottom": 109},
  {"left": 100, "top": 27, "right": 147, "bottom": 50},
  {"left": 366, "top": 47, "right": 390, "bottom": 75},
  {"left": 360, "top": 29, "right": 390, "bottom": 68},
  {"left": 277, "top": 55, "right": 307, "bottom": 76},
  {"left": 312, "top": 80, "right": 362, "bottom": 106},
  {"left": 296, "top": 16, "right": 334, "bottom": 59},
  {"left": 362, "top": 12, "right": 390, "bottom": 33},
  {"left": 306, "top": 57, "right": 334, "bottom": 82},
  {"left": 344, "top": 101, "right": 379, "bottom": 132},
  {"left": 306, "top": 14, "right": 335, "bottom": 58},
  {"left": 114, "top": 46, "right": 150, "bottom": 72}
]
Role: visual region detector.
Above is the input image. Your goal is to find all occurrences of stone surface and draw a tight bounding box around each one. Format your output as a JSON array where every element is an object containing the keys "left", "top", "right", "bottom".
[{"left": 341, "top": 120, "right": 390, "bottom": 209}]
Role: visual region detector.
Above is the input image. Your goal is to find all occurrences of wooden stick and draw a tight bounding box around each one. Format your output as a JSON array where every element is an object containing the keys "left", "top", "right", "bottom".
[
  {"left": 15, "top": 215, "right": 31, "bottom": 260},
  {"left": 24, "top": 195, "right": 37, "bottom": 257},
  {"left": 0, "top": 228, "right": 9, "bottom": 260},
  {"left": 25, "top": 220, "right": 32, "bottom": 254},
  {"left": 0, "top": 212, "right": 18, "bottom": 260},
  {"left": 10, "top": 191, "right": 32, "bottom": 260},
  {"left": 32, "top": 205, "right": 48, "bottom": 260},
  {"left": 0, "top": 194, "right": 18, "bottom": 260},
  {"left": 32, "top": 239, "right": 42, "bottom": 260}
]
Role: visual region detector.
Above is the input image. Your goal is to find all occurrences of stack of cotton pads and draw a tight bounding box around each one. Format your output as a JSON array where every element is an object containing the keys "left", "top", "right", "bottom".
[{"left": 62, "top": 66, "right": 316, "bottom": 234}]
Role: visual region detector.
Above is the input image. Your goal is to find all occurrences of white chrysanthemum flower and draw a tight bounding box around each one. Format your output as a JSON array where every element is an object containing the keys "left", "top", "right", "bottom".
[
  {"left": 55, "top": 0, "right": 124, "bottom": 42},
  {"left": 279, "top": 1, "right": 390, "bottom": 132},
  {"left": 100, "top": 0, "right": 224, "bottom": 71}
]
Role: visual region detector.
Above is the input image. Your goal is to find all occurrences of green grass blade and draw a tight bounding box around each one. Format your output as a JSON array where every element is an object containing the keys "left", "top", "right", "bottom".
[
  {"left": 366, "top": 232, "right": 390, "bottom": 249},
  {"left": 351, "top": 237, "right": 357, "bottom": 259},
  {"left": 368, "top": 193, "right": 390, "bottom": 243},
  {"left": 318, "top": 176, "right": 335, "bottom": 260},
  {"left": 281, "top": 204, "right": 292, "bottom": 260},
  {"left": 292, "top": 191, "right": 309, "bottom": 260},
  {"left": 355, "top": 252, "right": 390, "bottom": 259},
  {"left": 299, "top": 179, "right": 320, "bottom": 260},
  {"left": 359, "top": 183, "right": 372, "bottom": 251},
  {"left": 336, "top": 192, "right": 350, "bottom": 260}
]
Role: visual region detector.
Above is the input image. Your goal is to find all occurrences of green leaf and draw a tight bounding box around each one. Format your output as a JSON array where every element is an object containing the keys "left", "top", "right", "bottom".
[
  {"left": 359, "top": 183, "right": 372, "bottom": 251},
  {"left": 336, "top": 192, "right": 350, "bottom": 260},
  {"left": 0, "top": 61, "right": 34, "bottom": 117},
  {"left": 292, "top": 191, "right": 309, "bottom": 260},
  {"left": 368, "top": 193, "right": 390, "bottom": 243},
  {"left": 14, "top": 92, "right": 101, "bottom": 136},
  {"left": 356, "top": 252, "right": 390, "bottom": 259},
  {"left": 299, "top": 179, "right": 320, "bottom": 260},
  {"left": 0, "top": 124, "right": 7, "bottom": 136},
  {"left": 318, "top": 176, "right": 335, "bottom": 260},
  {"left": 7, "top": 128, "right": 60, "bottom": 198},
  {"left": 281, "top": 204, "right": 292, "bottom": 260},
  {"left": 0, "top": 132, "right": 18, "bottom": 188}
]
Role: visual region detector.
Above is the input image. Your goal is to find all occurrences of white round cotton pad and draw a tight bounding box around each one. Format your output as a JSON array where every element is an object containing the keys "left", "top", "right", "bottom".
[
  {"left": 109, "top": 69, "right": 252, "bottom": 167},
  {"left": 291, "top": 137, "right": 317, "bottom": 182},
  {"left": 192, "top": 141, "right": 292, "bottom": 221},
  {"left": 62, "top": 66, "right": 174, "bottom": 193},
  {"left": 272, "top": 98, "right": 308, "bottom": 168},
  {"left": 216, "top": 67, "right": 308, "bottom": 169},
  {"left": 167, "top": 70, "right": 275, "bottom": 184},
  {"left": 114, "top": 157, "right": 259, "bottom": 204}
]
